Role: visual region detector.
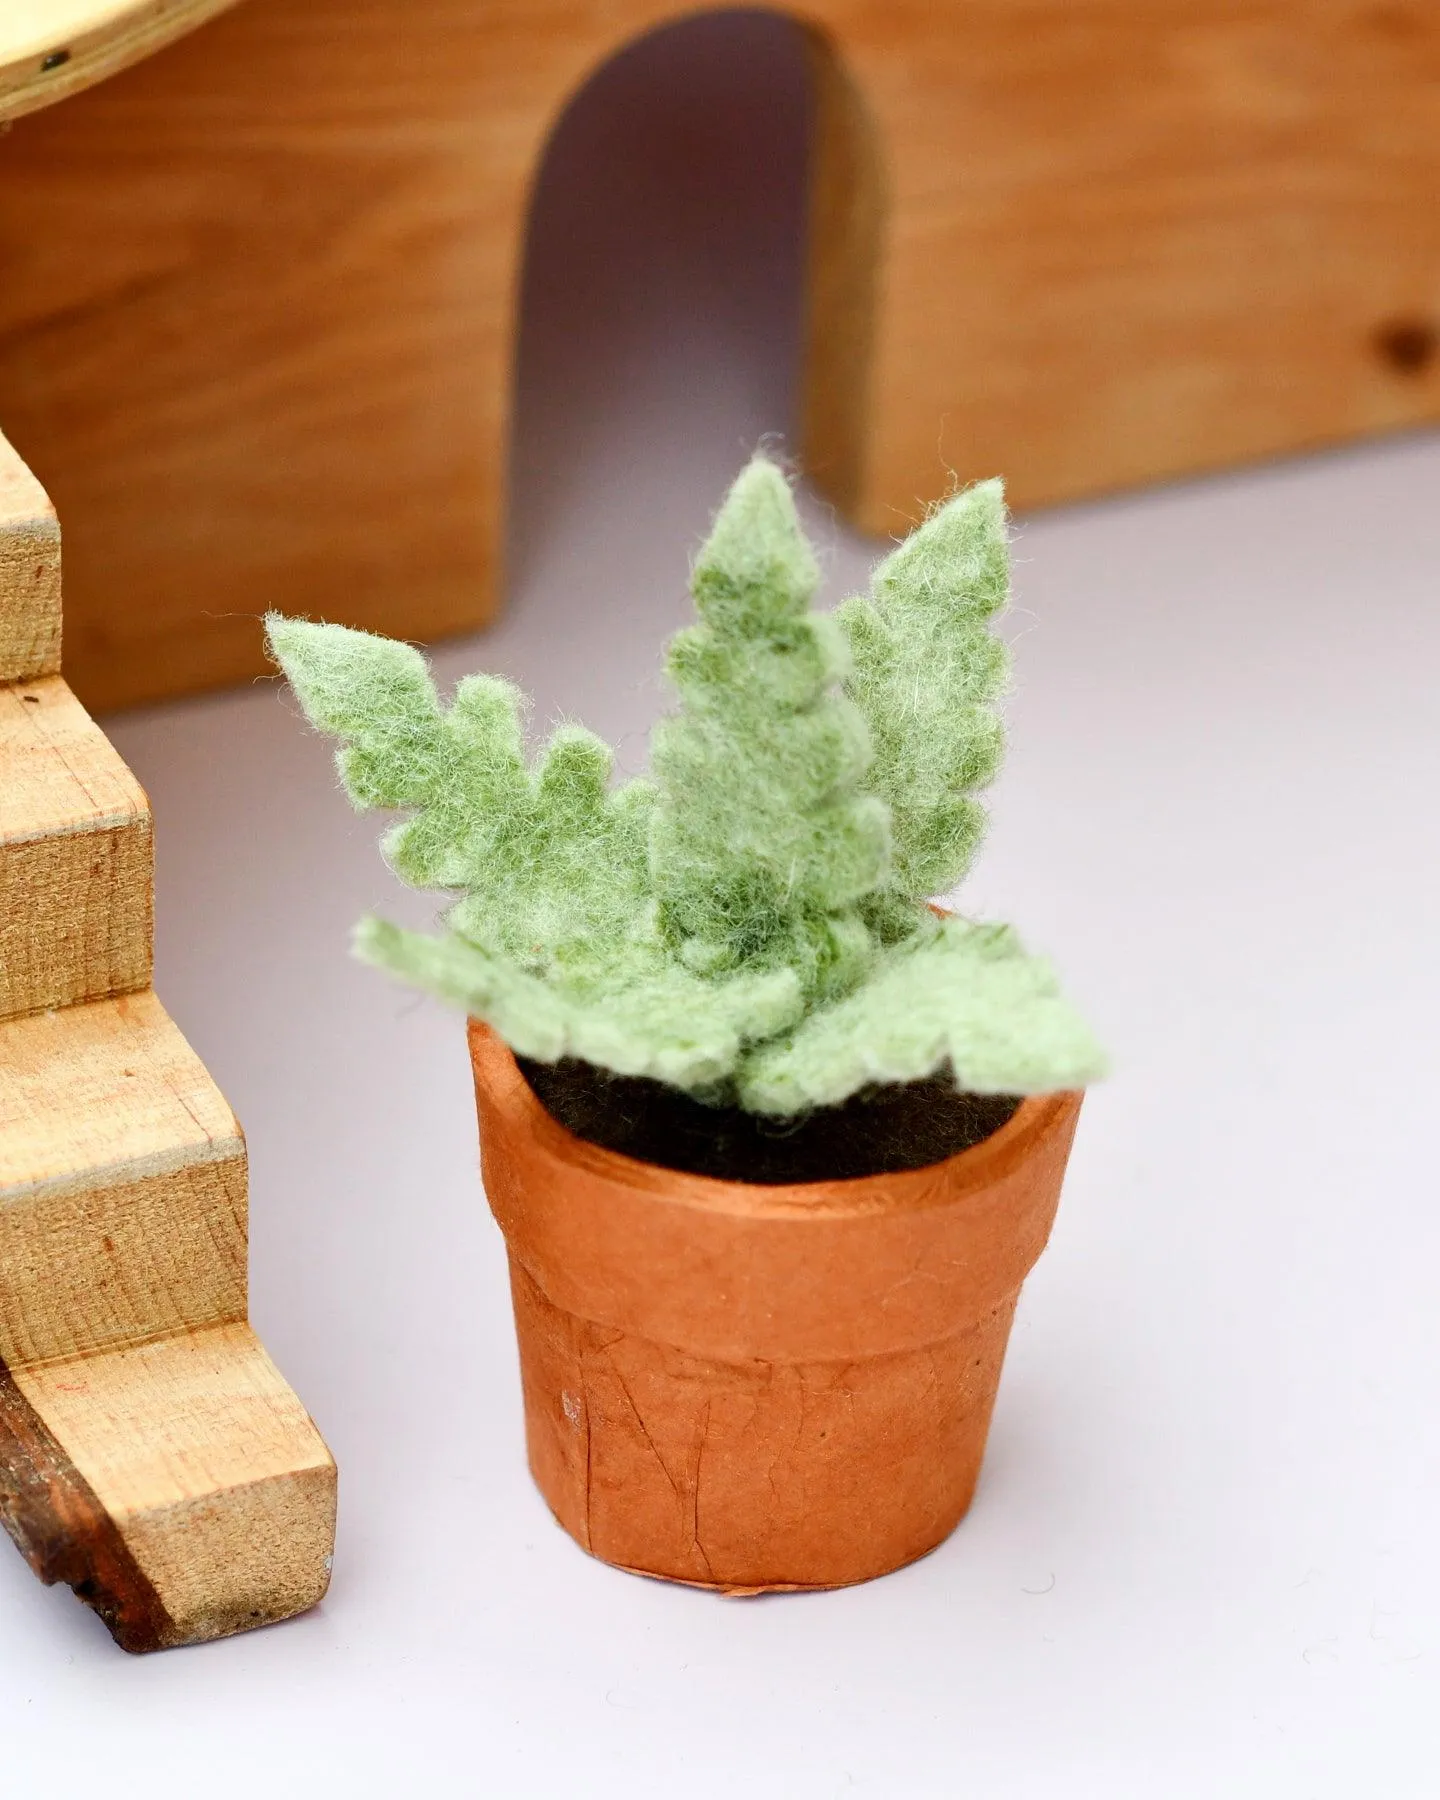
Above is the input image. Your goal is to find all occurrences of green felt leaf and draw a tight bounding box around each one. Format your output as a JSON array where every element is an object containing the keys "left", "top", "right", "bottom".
[
  {"left": 268, "top": 459, "right": 1105, "bottom": 1116},
  {"left": 650, "top": 457, "right": 888, "bottom": 999},
  {"left": 356, "top": 916, "right": 803, "bottom": 1094},
  {"left": 266, "top": 616, "right": 654, "bottom": 981},
  {"left": 737, "top": 914, "right": 1107, "bottom": 1114},
  {"left": 840, "top": 478, "right": 1010, "bottom": 905}
]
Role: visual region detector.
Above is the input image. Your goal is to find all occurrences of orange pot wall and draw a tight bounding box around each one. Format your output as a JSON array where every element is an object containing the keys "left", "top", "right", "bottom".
[{"left": 469, "top": 1022, "right": 1083, "bottom": 1593}]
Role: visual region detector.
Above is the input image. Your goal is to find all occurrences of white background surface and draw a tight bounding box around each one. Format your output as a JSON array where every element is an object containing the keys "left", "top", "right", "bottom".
[{"left": 4, "top": 13, "right": 1439, "bottom": 1796}]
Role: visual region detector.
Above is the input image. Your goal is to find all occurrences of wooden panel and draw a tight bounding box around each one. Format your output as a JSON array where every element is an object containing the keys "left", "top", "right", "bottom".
[
  {"left": 0, "top": 0, "right": 542, "bottom": 712},
  {"left": 0, "top": 677, "right": 151, "bottom": 1017},
  {"left": 799, "top": 33, "right": 883, "bottom": 522},
  {"left": 0, "top": 0, "right": 1438, "bottom": 709},
  {"left": 0, "top": 426, "right": 61, "bottom": 682},
  {"left": 830, "top": 0, "right": 1440, "bottom": 526}
]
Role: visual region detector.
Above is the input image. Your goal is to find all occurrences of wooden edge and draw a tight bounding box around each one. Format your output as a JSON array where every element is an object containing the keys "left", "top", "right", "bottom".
[
  {"left": 0, "top": 1349, "right": 173, "bottom": 1653},
  {"left": 0, "top": 426, "right": 61, "bottom": 683},
  {"left": 0, "top": 424, "right": 54, "bottom": 526},
  {"left": 799, "top": 29, "right": 885, "bottom": 522},
  {"left": 0, "top": 1331, "right": 337, "bottom": 1653},
  {"left": 0, "top": 0, "right": 240, "bottom": 126}
]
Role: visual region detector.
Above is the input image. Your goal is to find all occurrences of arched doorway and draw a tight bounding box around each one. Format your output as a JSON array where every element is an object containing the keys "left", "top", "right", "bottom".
[{"left": 508, "top": 9, "right": 881, "bottom": 590}]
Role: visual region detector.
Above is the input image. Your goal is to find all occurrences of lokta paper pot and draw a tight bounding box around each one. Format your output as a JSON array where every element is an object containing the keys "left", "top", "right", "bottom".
[{"left": 469, "top": 1021, "right": 1083, "bottom": 1593}]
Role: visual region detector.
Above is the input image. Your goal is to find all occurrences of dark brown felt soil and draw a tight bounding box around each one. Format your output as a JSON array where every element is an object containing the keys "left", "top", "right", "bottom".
[{"left": 515, "top": 1056, "right": 1021, "bottom": 1185}]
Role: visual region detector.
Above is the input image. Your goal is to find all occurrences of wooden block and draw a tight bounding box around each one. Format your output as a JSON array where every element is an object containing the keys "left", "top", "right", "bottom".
[
  {"left": 2, "top": 0, "right": 1439, "bottom": 708},
  {"left": 0, "top": 990, "right": 246, "bottom": 1366},
  {"left": 0, "top": 675, "right": 151, "bottom": 1019},
  {"left": 0, "top": 992, "right": 336, "bottom": 1648},
  {"left": 0, "top": 1324, "right": 335, "bottom": 1650},
  {"left": 0, "top": 421, "right": 336, "bottom": 1650},
  {"left": 0, "top": 424, "right": 60, "bottom": 683}
]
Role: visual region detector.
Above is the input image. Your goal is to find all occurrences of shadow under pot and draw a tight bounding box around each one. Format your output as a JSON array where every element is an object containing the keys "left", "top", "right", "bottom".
[{"left": 469, "top": 1019, "right": 1083, "bottom": 1593}]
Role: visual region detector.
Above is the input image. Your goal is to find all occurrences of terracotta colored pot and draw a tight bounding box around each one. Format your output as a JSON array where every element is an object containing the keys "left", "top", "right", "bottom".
[{"left": 469, "top": 1020, "right": 1083, "bottom": 1593}]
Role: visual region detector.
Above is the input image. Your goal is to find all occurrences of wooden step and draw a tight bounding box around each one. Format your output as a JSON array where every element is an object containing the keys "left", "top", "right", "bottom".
[
  {"left": 0, "top": 990, "right": 336, "bottom": 1650},
  {"left": 0, "top": 675, "right": 152, "bottom": 1019},
  {"left": 0, "top": 990, "right": 246, "bottom": 1367},
  {"left": 0, "top": 425, "right": 335, "bottom": 1651},
  {"left": 0, "top": 1323, "right": 335, "bottom": 1651}
]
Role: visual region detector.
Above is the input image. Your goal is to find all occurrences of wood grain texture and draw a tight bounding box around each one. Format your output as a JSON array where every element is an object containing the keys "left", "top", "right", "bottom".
[
  {"left": 0, "top": 1352, "right": 173, "bottom": 1652},
  {"left": 0, "top": 992, "right": 247, "bottom": 1366},
  {"left": 0, "top": 427, "right": 61, "bottom": 683},
  {"left": 0, "top": 0, "right": 238, "bottom": 125},
  {"left": 0, "top": 0, "right": 516, "bottom": 713},
  {"left": 13, "top": 1326, "right": 336, "bottom": 1646},
  {"left": 1, "top": 0, "right": 1437, "bottom": 708},
  {"left": 0, "top": 988, "right": 238, "bottom": 1196},
  {"left": 0, "top": 430, "right": 335, "bottom": 1650},
  {"left": 0, "top": 994, "right": 333, "bottom": 1652},
  {"left": 0, "top": 676, "right": 152, "bottom": 1018}
]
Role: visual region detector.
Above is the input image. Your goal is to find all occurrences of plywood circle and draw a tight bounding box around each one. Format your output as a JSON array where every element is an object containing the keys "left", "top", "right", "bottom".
[{"left": 0, "top": 0, "right": 238, "bottom": 121}]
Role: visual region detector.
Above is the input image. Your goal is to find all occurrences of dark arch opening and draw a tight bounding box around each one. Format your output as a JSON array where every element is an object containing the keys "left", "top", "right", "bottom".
[{"left": 507, "top": 9, "right": 878, "bottom": 592}]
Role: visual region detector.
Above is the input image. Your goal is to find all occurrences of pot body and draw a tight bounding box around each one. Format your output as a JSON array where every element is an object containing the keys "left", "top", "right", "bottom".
[{"left": 469, "top": 1022, "right": 1082, "bottom": 1592}]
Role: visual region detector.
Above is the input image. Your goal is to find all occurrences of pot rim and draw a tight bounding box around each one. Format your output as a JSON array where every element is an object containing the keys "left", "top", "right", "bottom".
[{"left": 469, "top": 1019, "right": 1083, "bottom": 1224}]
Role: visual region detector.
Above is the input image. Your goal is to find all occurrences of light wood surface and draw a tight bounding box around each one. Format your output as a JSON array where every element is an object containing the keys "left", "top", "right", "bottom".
[
  {"left": 0, "top": 428, "right": 61, "bottom": 683},
  {"left": 0, "top": 433, "right": 335, "bottom": 1651},
  {"left": 0, "top": 987, "right": 238, "bottom": 1190},
  {"left": 0, "top": 992, "right": 247, "bottom": 1365},
  {"left": 0, "top": 676, "right": 152, "bottom": 1017},
  {"left": 1, "top": 1, "right": 1438, "bottom": 709},
  {"left": 14, "top": 1326, "right": 336, "bottom": 1646},
  {"left": 0, "top": 0, "right": 237, "bottom": 124}
]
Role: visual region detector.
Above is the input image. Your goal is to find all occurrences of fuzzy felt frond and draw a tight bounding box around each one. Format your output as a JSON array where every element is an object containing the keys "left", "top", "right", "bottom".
[
  {"left": 650, "top": 457, "right": 888, "bottom": 998},
  {"left": 737, "top": 914, "right": 1107, "bottom": 1114},
  {"left": 266, "top": 612, "right": 450, "bottom": 810},
  {"left": 266, "top": 616, "right": 654, "bottom": 978},
  {"left": 269, "top": 459, "right": 1104, "bottom": 1118},
  {"left": 688, "top": 453, "right": 820, "bottom": 630},
  {"left": 839, "top": 479, "right": 1010, "bottom": 904},
  {"left": 357, "top": 917, "right": 803, "bottom": 1094}
]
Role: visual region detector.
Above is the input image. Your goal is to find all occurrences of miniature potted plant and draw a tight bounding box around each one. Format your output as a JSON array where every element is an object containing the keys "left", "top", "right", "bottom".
[{"left": 267, "top": 456, "right": 1104, "bottom": 1592}]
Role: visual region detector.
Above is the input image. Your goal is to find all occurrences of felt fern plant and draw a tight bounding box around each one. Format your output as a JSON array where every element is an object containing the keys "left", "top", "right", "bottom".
[{"left": 267, "top": 456, "right": 1104, "bottom": 1115}]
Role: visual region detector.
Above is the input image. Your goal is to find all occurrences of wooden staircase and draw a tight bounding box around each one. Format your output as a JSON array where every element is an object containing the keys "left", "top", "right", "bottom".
[{"left": 0, "top": 428, "right": 335, "bottom": 1651}]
